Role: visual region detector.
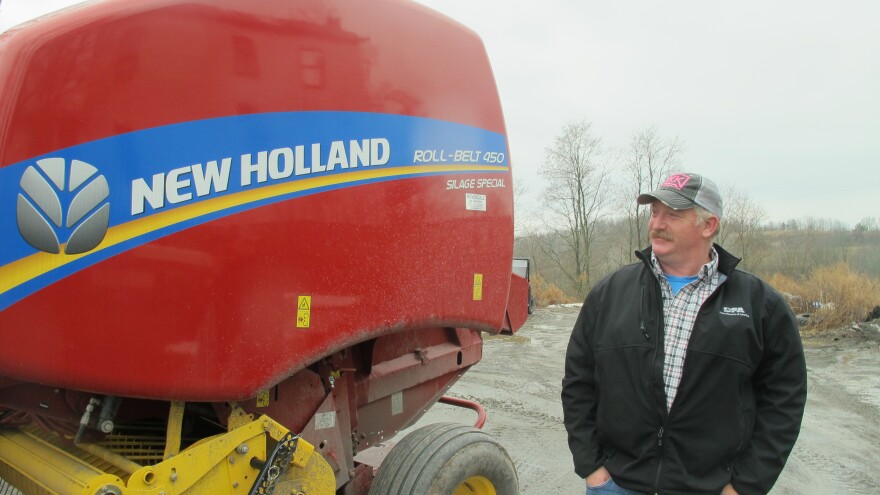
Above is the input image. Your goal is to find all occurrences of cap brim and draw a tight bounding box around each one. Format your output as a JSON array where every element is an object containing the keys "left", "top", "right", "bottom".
[{"left": 637, "top": 190, "right": 695, "bottom": 210}]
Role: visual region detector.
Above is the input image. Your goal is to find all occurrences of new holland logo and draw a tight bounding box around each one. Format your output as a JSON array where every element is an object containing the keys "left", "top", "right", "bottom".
[{"left": 16, "top": 157, "right": 110, "bottom": 255}]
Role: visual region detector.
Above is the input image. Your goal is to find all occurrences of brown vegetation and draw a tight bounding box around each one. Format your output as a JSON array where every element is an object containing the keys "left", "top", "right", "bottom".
[
  {"left": 530, "top": 273, "right": 578, "bottom": 306},
  {"left": 767, "top": 263, "right": 880, "bottom": 331}
]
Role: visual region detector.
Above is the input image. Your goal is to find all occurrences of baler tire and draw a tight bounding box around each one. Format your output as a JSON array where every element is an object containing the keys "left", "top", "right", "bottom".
[{"left": 368, "top": 422, "right": 518, "bottom": 495}]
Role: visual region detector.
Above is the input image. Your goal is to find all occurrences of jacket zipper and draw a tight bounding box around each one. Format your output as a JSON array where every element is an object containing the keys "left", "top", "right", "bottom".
[
  {"left": 653, "top": 425, "right": 665, "bottom": 493},
  {"left": 640, "top": 285, "right": 650, "bottom": 340},
  {"left": 646, "top": 275, "right": 666, "bottom": 494}
]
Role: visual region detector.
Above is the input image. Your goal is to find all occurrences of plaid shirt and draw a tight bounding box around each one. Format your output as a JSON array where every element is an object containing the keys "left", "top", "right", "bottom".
[{"left": 651, "top": 248, "right": 722, "bottom": 411}]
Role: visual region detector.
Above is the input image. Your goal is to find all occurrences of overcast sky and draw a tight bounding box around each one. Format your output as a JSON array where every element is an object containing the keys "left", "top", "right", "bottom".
[
  {"left": 413, "top": 0, "right": 880, "bottom": 227},
  {"left": 3, "top": 0, "right": 878, "bottom": 226}
]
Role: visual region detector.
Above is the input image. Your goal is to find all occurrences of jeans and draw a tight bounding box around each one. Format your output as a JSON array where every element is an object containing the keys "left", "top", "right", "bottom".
[
  {"left": 585, "top": 478, "right": 726, "bottom": 495},
  {"left": 585, "top": 478, "right": 646, "bottom": 495}
]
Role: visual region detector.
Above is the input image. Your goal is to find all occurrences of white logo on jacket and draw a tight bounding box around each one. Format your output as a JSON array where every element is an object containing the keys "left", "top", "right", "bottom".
[{"left": 721, "top": 306, "right": 750, "bottom": 318}]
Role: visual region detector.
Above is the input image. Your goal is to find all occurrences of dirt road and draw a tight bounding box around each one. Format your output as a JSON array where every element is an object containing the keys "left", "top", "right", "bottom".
[{"left": 413, "top": 305, "right": 880, "bottom": 495}]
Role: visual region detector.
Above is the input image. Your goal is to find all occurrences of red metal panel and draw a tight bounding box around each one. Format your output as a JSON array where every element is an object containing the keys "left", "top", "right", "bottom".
[
  {"left": 0, "top": 0, "right": 515, "bottom": 401},
  {"left": 503, "top": 273, "right": 530, "bottom": 333},
  {"left": 0, "top": 0, "right": 507, "bottom": 165}
]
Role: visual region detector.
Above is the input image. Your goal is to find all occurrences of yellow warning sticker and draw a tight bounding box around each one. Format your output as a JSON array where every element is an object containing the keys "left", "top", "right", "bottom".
[
  {"left": 297, "top": 295, "right": 311, "bottom": 328},
  {"left": 256, "top": 389, "right": 270, "bottom": 408},
  {"left": 473, "top": 273, "right": 483, "bottom": 301}
]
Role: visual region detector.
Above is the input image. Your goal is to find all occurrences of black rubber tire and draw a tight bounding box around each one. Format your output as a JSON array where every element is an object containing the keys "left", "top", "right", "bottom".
[{"left": 368, "top": 422, "right": 519, "bottom": 495}]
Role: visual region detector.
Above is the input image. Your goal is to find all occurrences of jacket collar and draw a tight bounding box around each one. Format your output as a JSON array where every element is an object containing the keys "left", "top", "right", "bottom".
[{"left": 635, "top": 243, "right": 741, "bottom": 276}]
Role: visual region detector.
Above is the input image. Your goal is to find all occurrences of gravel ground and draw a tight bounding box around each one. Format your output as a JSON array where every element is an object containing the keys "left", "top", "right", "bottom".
[{"left": 412, "top": 305, "right": 880, "bottom": 495}]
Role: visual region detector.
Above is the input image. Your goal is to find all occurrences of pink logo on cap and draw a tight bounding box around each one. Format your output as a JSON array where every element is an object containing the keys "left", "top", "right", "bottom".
[{"left": 661, "top": 174, "right": 691, "bottom": 190}]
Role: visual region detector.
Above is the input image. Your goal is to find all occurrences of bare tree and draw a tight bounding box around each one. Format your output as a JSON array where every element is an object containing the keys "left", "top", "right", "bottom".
[
  {"left": 620, "top": 126, "right": 684, "bottom": 255},
  {"left": 854, "top": 217, "right": 880, "bottom": 232},
  {"left": 717, "top": 185, "right": 769, "bottom": 272},
  {"left": 512, "top": 175, "right": 532, "bottom": 238},
  {"left": 539, "top": 120, "right": 614, "bottom": 298}
]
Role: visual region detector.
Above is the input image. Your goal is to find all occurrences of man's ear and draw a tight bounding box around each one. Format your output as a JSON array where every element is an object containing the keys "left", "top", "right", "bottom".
[{"left": 702, "top": 215, "right": 720, "bottom": 239}]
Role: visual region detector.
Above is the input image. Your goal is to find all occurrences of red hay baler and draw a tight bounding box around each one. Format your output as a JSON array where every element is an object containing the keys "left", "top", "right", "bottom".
[{"left": 0, "top": 1, "right": 530, "bottom": 493}]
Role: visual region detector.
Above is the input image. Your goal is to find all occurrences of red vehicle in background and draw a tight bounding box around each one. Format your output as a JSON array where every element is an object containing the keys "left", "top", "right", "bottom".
[{"left": 0, "top": 1, "right": 528, "bottom": 493}]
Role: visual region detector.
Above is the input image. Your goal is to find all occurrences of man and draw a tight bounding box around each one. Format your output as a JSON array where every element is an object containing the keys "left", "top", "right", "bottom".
[{"left": 562, "top": 172, "right": 807, "bottom": 495}]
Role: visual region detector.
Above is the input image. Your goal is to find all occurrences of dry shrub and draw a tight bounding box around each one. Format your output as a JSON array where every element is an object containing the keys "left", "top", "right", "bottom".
[
  {"left": 802, "top": 263, "right": 880, "bottom": 329},
  {"left": 766, "top": 273, "right": 811, "bottom": 314},
  {"left": 531, "top": 273, "right": 577, "bottom": 307},
  {"left": 765, "top": 273, "right": 800, "bottom": 301},
  {"left": 769, "top": 263, "right": 880, "bottom": 331}
]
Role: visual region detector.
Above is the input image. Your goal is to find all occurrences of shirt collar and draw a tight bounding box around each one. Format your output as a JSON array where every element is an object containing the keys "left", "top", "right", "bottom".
[{"left": 650, "top": 246, "right": 720, "bottom": 282}]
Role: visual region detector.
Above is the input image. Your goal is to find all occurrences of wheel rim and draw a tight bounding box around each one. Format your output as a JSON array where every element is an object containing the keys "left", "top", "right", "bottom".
[{"left": 453, "top": 475, "right": 497, "bottom": 495}]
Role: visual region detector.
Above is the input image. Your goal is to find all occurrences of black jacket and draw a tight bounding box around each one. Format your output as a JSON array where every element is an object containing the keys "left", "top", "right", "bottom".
[{"left": 562, "top": 245, "right": 807, "bottom": 495}]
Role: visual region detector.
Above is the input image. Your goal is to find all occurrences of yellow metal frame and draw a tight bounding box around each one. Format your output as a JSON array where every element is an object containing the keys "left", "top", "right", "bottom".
[
  {"left": 0, "top": 407, "right": 335, "bottom": 495},
  {"left": 0, "top": 427, "right": 124, "bottom": 495}
]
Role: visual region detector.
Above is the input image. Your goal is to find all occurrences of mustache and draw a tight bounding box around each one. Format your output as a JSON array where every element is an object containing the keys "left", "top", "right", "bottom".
[{"left": 650, "top": 230, "right": 673, "bottom": 241}]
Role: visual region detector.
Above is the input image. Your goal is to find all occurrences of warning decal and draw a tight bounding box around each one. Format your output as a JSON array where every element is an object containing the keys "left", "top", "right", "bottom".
[
  {"left": 297, "top": 295, "right": 311, "bottom": 328},
  {"left": 473, "top": 273, "right": 483, "bottom": 301},
  {"left": 465, "top": 193, "right": 487, "bottom": 211}
]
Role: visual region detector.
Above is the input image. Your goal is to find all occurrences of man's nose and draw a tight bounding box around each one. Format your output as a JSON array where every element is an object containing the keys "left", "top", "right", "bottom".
[{"left": 650, "top": 214, "right": 666, "bottom": 227}]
